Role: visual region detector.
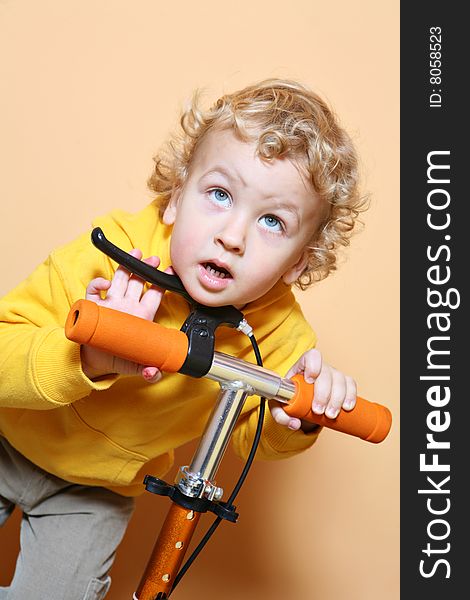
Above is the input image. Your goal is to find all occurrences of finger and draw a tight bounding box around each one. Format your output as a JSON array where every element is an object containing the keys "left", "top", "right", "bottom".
[
  {"left": 85, "top": 277, "right": 111, "bottom": 302},
  {"left": 302, "top": 349, "right": 322, "bottom": 384},
  {"left": 311, "top": 365, "right": 332, "bottom": 415},
  {"left": 107, "top": 248, "right": 143, "bottom": 298},
  {"left": 343, "top": 376, "right": 357, "bottom": 411},
  {"left": 285, "top": 348, "right": 322, "bottom": 380},
  {"left": 324, "top": 369, "right": 347, "bottom": 419},
  {"left": 141, "top": 366, "right": 162, "bottom": 383},
  {"left": 126, "top": 255, "right": 161, "bottom": 298},
  {"left": 139, "top": 263, "right": 171, "bottom": 315},
  {"left": 111, "top": 356, "right": 143, "bottom": 377},
  {"left": 269, "top": 401, "right": 302, "bottom": 431}
]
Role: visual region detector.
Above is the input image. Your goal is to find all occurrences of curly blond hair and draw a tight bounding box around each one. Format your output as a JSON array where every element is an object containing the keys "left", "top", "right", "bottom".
[{"left": 148, "top": 79, "right": 368, "bottom": 289}]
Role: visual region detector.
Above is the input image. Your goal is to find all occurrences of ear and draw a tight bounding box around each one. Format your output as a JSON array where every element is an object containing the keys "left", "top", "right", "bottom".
[
  {"left": 162, "top": 188, "right": 181, "bottom": 225},
  {"left": 282, "top": 250, "right": 309, "bottom": 285}
]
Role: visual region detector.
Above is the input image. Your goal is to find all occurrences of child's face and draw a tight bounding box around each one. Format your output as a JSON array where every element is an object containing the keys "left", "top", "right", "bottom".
[{"left": 163, "top": 128, "right": 324, "bottom": 308}]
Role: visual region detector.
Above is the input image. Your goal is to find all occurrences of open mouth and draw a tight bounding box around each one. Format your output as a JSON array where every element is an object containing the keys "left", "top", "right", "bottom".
[{"left": 203, "top": 262, "right": 232, "bottom": 279}]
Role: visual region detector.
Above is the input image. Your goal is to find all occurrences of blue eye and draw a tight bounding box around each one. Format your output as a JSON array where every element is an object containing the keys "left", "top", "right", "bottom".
[
  {"left": 259, "top": 215, "right": 283, "bottom": 232},
  {"left": 209, "top": 188, "right": 232, "bottom": 207}
]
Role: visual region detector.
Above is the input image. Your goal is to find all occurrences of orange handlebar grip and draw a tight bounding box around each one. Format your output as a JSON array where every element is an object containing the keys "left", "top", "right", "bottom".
[
  {"left": 285, "top": 374, "right": 392, "bottom": 443},
  {"left": 65, "top": 299, "right": 189, "bottom": 373}
]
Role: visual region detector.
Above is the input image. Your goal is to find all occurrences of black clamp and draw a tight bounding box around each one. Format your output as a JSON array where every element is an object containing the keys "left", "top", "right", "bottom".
[
  {"left": 144, "top": 475, "right": 239, "bottom": 523},
  {"left": 179, "top": 305, "right": 244, "bottom": 378}
]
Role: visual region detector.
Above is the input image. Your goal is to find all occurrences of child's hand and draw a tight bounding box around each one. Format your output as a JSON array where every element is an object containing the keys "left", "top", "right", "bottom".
[
  {"left": 80, "top": 249, "right": 170, "bottom": 383},
  {"left": 270, "top": 349, "right": 357, "bottom": 432}
]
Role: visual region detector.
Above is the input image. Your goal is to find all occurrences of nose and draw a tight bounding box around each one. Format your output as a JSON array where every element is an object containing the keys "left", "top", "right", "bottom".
[{"left": 214, "top": 217, "right": 247, "bottom": 254}]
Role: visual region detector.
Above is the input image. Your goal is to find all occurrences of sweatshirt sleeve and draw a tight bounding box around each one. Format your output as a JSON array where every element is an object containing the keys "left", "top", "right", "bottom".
[
  {"left": 0, "top": 247, "right": 117, "bottom": 410},
  {"left": 231, "top": 399, "right": 321, "bottom": 462},
  {"left": 230, "top": 295, "right": 321, "bottom": 461}
]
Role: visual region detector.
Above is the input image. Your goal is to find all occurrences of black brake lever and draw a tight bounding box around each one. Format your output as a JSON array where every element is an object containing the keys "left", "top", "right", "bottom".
[{"left": 92, "top": 227, "right": 193, "bottom": 303}]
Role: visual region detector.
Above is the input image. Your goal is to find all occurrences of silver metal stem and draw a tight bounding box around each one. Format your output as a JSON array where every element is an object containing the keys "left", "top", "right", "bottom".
[
  {"left": 207, "top": 351, "right": 296, "bottom": 404},
  {"left": 176, "top": 351, "right": 298, "bottom": 499},
  {"left": 188, "top": 386, "right": 248, "bottom": 482}
]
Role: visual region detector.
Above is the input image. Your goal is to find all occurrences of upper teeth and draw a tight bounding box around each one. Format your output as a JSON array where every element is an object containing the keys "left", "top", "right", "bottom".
[{"left": 206, "top": 264, "right": 226, "bottom": 279}]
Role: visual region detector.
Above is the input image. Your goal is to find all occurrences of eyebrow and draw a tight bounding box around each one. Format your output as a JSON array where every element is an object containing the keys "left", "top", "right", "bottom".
[
  {"left": 201, "top": 166, "right": 248, "bottom": 188},
  {"left": 273, "top": 203, "right": 301, "bottom": 229}
]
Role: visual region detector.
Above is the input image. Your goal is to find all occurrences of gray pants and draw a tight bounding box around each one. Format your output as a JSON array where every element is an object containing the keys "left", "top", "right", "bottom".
[{"left": 0, "top": 436, "right": 135, "bottom": 600}]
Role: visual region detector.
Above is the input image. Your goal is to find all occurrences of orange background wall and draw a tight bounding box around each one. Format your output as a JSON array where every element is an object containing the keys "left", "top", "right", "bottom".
[{"left": 0, "top": 1, "right": 399, "bottom": 598}]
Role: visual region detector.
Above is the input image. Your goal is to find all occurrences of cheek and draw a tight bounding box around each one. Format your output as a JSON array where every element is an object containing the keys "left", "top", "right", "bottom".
[
  {"left": 246, "top": 253, "right": 287, "bottom": 290},
  {"left": 244, "top": 247, "right": 302, "bottom": 297},
  {"left": 248, "top": 239, "right": 295, "bottom": 275},
  {"left": 170, "top": 220, "right": 201, "bottom": 267}
]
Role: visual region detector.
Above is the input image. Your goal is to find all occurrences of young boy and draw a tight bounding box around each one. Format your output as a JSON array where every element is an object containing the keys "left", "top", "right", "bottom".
[{"left": 0, "top": 79, "right": 366, "bottom": 599}]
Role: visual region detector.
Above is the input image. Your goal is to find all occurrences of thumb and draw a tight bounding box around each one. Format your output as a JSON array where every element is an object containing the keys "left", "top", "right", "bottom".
[
  {"left": 142, "top": 366, "right": 162, "bottom": 383},
  {"left": 269, "top": 400, "right": 302, "bottom": 431}
]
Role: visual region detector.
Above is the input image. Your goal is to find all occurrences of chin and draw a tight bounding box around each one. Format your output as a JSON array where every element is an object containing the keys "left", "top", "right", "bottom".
[
  {"left": 178, "top": 280, "right": 225, "bottom": 307},
  {"left": 192, "top": 291, "right": 233, "bottom": 308}
]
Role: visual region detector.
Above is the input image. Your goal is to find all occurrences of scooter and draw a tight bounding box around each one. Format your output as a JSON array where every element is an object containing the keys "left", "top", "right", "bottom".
[{"left": 65, "top": 228, "right": 392, "bottom": 599}]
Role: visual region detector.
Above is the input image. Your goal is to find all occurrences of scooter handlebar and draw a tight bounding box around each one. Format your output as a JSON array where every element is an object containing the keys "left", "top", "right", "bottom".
[{"left": 65, "top": 300, "right": 392, "bottom": 443}]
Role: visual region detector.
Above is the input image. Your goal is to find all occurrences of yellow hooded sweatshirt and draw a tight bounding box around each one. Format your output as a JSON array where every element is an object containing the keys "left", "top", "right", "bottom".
[{"left": 0, "top": 202, "right": 319, "bottom": 496}]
